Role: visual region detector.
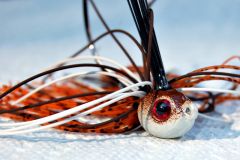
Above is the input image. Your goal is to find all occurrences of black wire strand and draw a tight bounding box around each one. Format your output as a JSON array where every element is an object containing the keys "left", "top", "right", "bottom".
[
  {"left": 169, "top": 71, "right": 240, "bottom": 84},
  {"left": 127, "top": 0, "right": 170, "bottom": 90},
  {"left": 0, "top": 91, "right": 112, "bottom": 115},
  {"left": 0, "top": 63, "right": 138, "bottom": 100}
]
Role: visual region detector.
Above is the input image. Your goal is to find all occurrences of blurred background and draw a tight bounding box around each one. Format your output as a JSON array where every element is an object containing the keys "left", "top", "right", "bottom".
[{"left": 0, "top": 0, "right": 239, "bottom": 83}]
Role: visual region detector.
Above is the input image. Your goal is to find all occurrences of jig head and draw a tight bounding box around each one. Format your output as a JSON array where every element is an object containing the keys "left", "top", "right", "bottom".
[{"left": 138, "top": 89, "right": 198, "bottom": 138}]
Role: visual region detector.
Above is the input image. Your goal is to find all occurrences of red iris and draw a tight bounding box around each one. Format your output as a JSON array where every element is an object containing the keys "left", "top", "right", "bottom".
[{"left": 152, "top": 99, "right": 171, "bottom": 122}]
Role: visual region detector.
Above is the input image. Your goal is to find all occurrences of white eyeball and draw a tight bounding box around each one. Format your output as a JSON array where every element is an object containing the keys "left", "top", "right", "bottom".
[{"left": 138, "top": 89, "right": 198, "bottom": 138}]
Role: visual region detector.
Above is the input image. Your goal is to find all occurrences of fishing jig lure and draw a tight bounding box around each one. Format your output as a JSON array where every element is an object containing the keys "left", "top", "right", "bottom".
[{"left": 0, "top": 0, "right": 239, "bottom": 138}]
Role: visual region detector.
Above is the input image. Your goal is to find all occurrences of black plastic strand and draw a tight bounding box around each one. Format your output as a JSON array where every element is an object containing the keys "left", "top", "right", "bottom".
[{"left": 127, "top": 0, "right": 170, "bottom": 90}]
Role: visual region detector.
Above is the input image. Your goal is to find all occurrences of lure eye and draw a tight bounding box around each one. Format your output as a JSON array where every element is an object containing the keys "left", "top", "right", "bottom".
[{"left": 152, "top": 99, "right": 171, "bottom": 122}]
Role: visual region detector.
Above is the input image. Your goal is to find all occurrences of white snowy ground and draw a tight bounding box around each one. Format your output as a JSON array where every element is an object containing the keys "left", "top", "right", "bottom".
[{"left": 0, "top": 0, "right": 240, "bottom": 160}]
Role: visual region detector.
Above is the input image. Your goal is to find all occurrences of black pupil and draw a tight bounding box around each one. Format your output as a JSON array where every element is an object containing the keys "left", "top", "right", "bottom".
[{"left": 156, "top": 102, "right": 169, "bottom": 115}]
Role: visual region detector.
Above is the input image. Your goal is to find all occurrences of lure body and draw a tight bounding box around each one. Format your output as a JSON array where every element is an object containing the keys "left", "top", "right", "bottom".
[
  {"left": 0, "top": 82, "right": 197, "bottom": 137},
  {"left": 0, "top": 61, "right": 239, "bottom": 138},
  {"left": 138, "top": 90, "right": 198, "bottom": 138}
]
